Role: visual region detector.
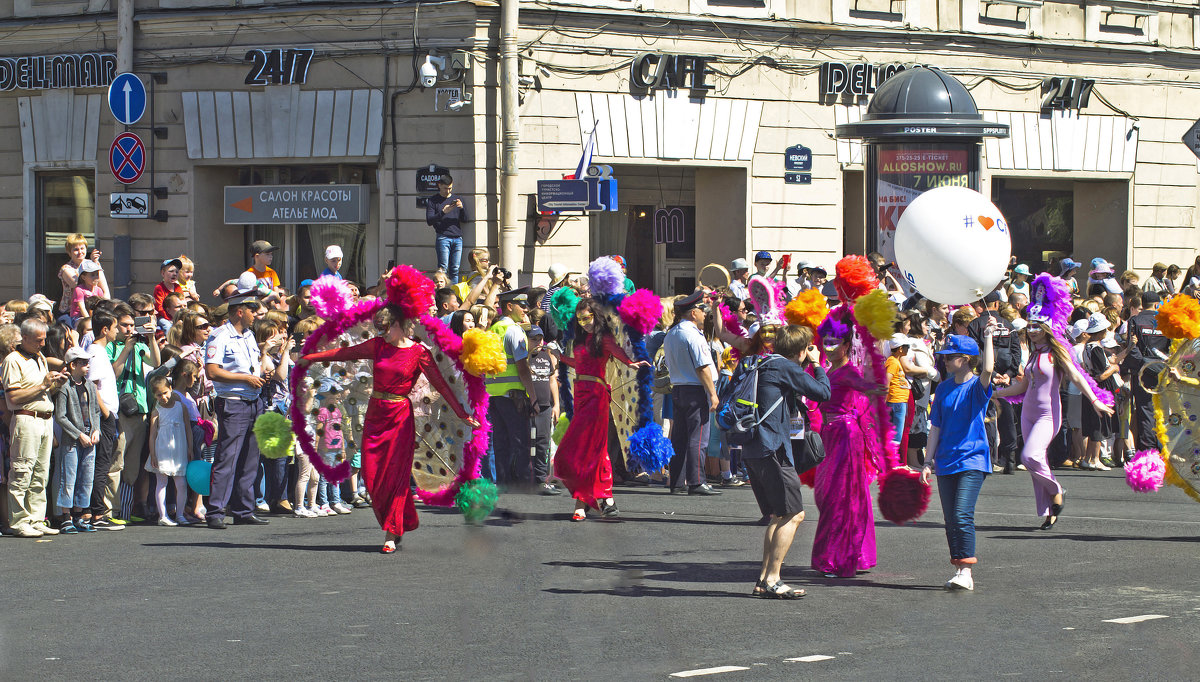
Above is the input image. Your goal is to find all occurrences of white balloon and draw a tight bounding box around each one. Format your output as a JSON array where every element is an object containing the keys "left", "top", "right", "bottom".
[{"left": 894, "top": 186, "right": 1013, "bottom": 305}]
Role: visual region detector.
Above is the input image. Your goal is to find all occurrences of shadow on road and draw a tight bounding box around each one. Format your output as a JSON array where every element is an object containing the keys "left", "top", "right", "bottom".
[
  {"left": 988, "top": 532, "right": 1200, "bottom": 543},
  {"left": 141, "top": 541, "right": 383, "bottom": 553}
]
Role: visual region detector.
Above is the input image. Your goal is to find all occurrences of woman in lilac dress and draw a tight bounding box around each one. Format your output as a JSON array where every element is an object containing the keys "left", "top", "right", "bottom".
[{"left": 811, "top": 319, "right": 887, "bottom": 578}]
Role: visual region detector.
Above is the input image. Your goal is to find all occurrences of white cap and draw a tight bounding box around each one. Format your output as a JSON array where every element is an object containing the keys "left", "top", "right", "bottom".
[
  {"left": 887, "top": 333, "right": 911, "bottom": 353},
  {"left": 547, "top": 263, "right": 569, "bottom": 285},
  {"left": 1068, "top": 319, "right": 1089, "bottom": 340},
  {"left": 325, "top": 245, "right": 343, "bottom": 260},
  {"left": 79, "top": 259, "right": 102, "bottom": 274},
  {"left": 64, "top": 347, "right": 90, "bottom": 364},
  {"left": 1101, "top": 333, "right": 1119, "bottom": 348},
  {"left": 1084, "top": 312, "right": 1108, "bottom": 335}
]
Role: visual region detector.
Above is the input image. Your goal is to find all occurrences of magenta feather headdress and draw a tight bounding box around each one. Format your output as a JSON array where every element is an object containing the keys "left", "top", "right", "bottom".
[
  {"left": 588, "top": 256, "right": 625, "bottom": 297},
  {"left": 309, "top": 275, "right": 355, "bottom": 320},
  {"left": 1026, "top": 273, "right": 1072, "bottom": 338},
  {"left": 747, "top": 275, "right": 783, "bottom": 325},
  {"left": 617, "top": 288, "right": 660, "bottom": 335}
]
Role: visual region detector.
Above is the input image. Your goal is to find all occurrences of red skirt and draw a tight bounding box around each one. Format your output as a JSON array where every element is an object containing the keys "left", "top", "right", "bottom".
[
  {"left": 360, "top": 397, "right": 420, "bottom": 536},
  {"left": 552, "top": 378, "right": 613, "bottom": 508}
]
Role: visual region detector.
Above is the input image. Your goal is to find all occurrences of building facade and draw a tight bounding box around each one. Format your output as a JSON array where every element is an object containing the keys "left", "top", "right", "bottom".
[{"left": 2, "top": 0, "right": 1198, "bottom": 301}]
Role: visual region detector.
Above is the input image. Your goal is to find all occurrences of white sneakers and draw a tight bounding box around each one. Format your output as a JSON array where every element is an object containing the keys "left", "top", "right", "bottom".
[
  {"left": 945, "top": 567, "right": 974, "bottom": 591},
  {"left": 294, "top": 506, "right": 317, "bottom": 518},
  {"left": 33, "top": 521, "right": 59, "bottom": 536},
  {"left": 13, "top": 523, "right": 44, "bottom": 538},
  {"left": 332, "top": 502, "right": 353, "bottom": 515}
]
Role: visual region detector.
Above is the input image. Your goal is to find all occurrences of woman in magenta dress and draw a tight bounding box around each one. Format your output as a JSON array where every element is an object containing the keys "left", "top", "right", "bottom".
[
  {"left": 303, "top": 304, "right": 477, "bottom": 553},
  {"left": 811, "top": 319, "right": 887, "bottom": 578},
  {"left": 554, "top": 300, "right": 647, "bottom": 521}
]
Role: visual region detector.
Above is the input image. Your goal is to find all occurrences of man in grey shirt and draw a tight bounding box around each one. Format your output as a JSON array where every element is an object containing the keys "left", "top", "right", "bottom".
[{"left": 663, "top": 291, "right": 721, "bottom": 495}]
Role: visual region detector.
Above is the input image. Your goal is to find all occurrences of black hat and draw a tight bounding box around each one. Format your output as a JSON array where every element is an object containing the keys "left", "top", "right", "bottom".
[
  {"left": 674, "top": 289, "right": 705, "bottom": 311},
  {"left": 250, "top": 240, "right": 280, "bottom": 256},
  {"left": 497, "top": 287, "right": 531, "bottom": 307},
  {"left": 983, "top": 291, "right": 1003, "bottom": 304},
  {"left": 1141, "top": 291, "right": 1161, "bottom": 304}
]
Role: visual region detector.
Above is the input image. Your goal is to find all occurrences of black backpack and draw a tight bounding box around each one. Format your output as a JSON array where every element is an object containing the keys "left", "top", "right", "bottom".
[{"left": 715, "top": 355, "right": 782, "bottom": 447}]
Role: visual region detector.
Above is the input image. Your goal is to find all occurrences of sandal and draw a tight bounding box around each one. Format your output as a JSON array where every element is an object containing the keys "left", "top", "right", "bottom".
[
  {"left": 571, "top": 509, "right": 586, "bottom": 522},
  {"left": 380, "top": 540, "right": 397, "bottom": 554},
  {"left": 759, "top": 581, "right": 805, "bottom": 599},
  {"left": 751, "top": 579, "right": 767, "bottom": 597}
]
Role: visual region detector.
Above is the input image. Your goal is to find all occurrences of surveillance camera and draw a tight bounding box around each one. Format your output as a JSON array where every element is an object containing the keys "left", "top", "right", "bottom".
[
  {"left": 448, "top": 98, "right": 471, "bottom": 111},
  {"left": 419, "top": 55, "right": 446, "bottom": 88},
  {"left": 518, "top": 75, "right": 535, "bottom": 87}
]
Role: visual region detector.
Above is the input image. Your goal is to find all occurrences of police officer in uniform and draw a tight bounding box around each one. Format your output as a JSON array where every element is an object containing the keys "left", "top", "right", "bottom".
[
  {"left": 1123, "top": 290, "right": 1170, "bottom": 451},
  {"left": 204, "top": 273, "right": 270, "bottom": 528},
  {"left": 486, "top": 287, "right": 536, "bottom": 485},
  {"left": 968, "top": 291, "right": 1022, "bottom": 473}
]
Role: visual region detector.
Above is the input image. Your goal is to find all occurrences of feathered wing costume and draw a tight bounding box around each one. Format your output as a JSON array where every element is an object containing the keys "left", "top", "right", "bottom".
[
  {"left": 1123, "top": 295, "right": 1200, "bottom": 500},
  {"left": 291, "top": 269, "right": 498, "bottom": 523}
]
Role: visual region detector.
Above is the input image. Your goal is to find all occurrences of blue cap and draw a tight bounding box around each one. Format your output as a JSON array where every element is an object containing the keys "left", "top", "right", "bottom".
[
  {"left": 755, "top": 251, "right": 771, "bottom": 261},
  {"left": 299, "top": 279, "right": 314, "bottom": 287},
  {"left": 936, "top": 334, "right": 980, "bottom": 356}
]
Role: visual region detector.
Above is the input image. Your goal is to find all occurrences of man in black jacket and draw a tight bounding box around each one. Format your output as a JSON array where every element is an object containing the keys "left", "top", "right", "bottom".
[
  {"left": 1123, "top": 291, "right": 1170, "bottom": 451},
  {"left": 967, "top": 291, "right": 1021, "bottom": 472},
  {"left": 742, "top": 325, "right": 830, "bottom": 599},
  {"left": 425, "top": 175, "right": 469, "bottom": 282}
]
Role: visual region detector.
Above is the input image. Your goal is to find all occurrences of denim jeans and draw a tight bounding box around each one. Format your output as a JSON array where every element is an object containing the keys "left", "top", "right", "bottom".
[
  {"left": 316, "top": 474, "right": 343, "bottom": 507},
  {"left": 887, "top": 401, "right": 907, "bottom": 444},
  {"left": 58, "top": 441, "right": 96, "bottom": 510},
  {"left": 937, "top": 469, "right": 986, "bottom": 564},
  {"left": 435, "top": 235, "right": 463, "bottom": 282}
]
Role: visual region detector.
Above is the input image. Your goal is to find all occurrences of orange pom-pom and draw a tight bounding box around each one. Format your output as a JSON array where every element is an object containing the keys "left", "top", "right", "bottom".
[
  {"left": 1157, "top": 294, "right": 1200, "bottom": 340},
  {"left": 784, "top": 289, "right": 829, "bottom": 330},
  {"left": 834, "top": 255, "right": 879, "bottom": 303}
]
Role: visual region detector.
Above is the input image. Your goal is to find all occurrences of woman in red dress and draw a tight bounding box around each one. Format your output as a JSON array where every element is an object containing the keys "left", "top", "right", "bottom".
[
  {"left": 302, "top": 304, "right": 478, "bottom": 553},
  {"left": 554, "top": 300, "right": 648, "bottom": 521}
]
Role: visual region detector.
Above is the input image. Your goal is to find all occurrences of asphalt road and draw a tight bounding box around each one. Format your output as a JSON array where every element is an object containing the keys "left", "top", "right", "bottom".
[{"left": 3, "top": 468, "right": 1200, "bottom": 681}]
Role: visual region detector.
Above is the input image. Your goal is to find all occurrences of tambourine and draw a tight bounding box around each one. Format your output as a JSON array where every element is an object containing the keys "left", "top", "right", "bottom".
[
  {"left": 697, "top": 263, "right": 731, "bottom": 291},
  {"left": 1139, "top": 361, "right": 1168, "bottom": 395}
]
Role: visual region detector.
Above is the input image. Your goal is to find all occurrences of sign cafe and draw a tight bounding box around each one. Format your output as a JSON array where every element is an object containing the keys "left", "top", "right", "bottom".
[
  {"left": 629, "top": 53, "right": 715, "bottom": 93},
  {"left": 0, "top": 53, "right": 117, "bottom": 91}
]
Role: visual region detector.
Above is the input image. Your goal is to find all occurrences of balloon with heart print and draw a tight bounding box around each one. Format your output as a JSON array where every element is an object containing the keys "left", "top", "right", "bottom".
[{"left": 893, "top": 186, "right": 1013, "bottom": 305}]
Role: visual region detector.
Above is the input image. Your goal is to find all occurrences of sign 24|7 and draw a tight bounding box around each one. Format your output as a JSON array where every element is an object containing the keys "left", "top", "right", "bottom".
[{"left": 245, "top": 48, "right": 314, "bottom": 86}]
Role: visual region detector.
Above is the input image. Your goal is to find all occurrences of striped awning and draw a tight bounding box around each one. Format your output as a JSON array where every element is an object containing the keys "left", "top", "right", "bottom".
[{"left": 181, "top": 85, "right": 384, "bottom": 160}]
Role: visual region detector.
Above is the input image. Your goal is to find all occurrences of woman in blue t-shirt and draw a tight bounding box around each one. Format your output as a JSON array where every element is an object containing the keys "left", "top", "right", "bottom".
[{"left": 920, "top": 319, "right": 997, "bottom": 592}]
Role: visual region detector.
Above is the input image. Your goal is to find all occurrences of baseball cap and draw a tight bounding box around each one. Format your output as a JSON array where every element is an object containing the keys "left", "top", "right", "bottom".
[
  {"left": 886, "top": 333, "right": 911, "bottom": 353},
  {"left": 730, "top": 258, "right": 750, "bottom": 272},
  {"left": 982, "top": 291, "right": 1002, "bottom": 304},
  {"left": 161, "top": 257, "right": 183, "bottom": 271},
  {"left": 250, "top": 240, "right": 279, "bottom": 256},
  {"left": 1101, "top": 333, "right": 1119, "bottom": 348},
  {"left": 64, "top": 347, "right": 90, "bottom": 364},
  {"left": 755, "top": 251, "right": 772, "bottom": 262},
  {"left": 936, "top": 335, "right": 980, "bottom": 356},
  {"left": 226, "top": 271, "right": 263, "bottom": 305},
  {"left": 1084, "top": 312, "right": 1108, "bottom": 335},
  {"left": 325, "top": 245, "right": 343, "bottom": 260},
  {"left": 79, "top": 259, "right": 102, "bottom": 274},
  {"left": 611, "top": 255, "right": 627, "bottom": 269},
  {"left": 1013, "top": 264, "right": 1031, "bottom": 276},
  {"left": 1068, "top": 319, "right": 1089, "bottom": 340},
  {"left": 548, "top": 263, "right": 569, "bottom": 285},
  {"left": 527, "top": 324, "right": 544, "bottom": 338},
  {"left": 1142, "top": 291, "right": 1161, "bottom": 304}
]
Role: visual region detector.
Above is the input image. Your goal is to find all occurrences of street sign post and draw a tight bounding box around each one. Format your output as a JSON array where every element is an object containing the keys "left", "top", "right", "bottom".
[
  {"left": 784, "top": 144, "right": 813, "bottom": 172},
  {"left": 109, "top": 192, "right": 149, "bottom": 219},
  {"left": 107, "top": 73, "right": 147, "bottom": 126},
  {"left": 1183, "top": 119, "right": 1200, "bottom": 161},
  {"left": 536, "top": 179, "right": 591, "bottom": 211},
  {"left": 109, "top": 132, "right": 145, "bottom": 185}
]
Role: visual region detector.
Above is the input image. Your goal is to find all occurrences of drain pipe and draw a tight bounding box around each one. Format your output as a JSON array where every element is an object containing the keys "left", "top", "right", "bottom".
[{"left": 498, "top": 0, "right": 521, "bottom": 275}]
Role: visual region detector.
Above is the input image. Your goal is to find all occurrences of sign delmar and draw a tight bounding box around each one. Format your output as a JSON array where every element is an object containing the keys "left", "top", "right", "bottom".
[{"left": 224, "top": 184, "right": 369, "bottom": 224}]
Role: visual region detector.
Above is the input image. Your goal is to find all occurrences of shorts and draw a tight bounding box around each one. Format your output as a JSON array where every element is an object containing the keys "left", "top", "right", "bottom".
[
  {"left": 1081, "top": 399, "right": 1114, "bottom": 441},
  {"left": 1065, "top": 393, "right": 1082, "bottom": 430},
  {"left": 744, "top": 444, "right": 805, "bottom": 518}
]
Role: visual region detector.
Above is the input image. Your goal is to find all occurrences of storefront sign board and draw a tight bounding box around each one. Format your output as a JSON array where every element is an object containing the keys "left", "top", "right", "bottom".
[
  {"left": 0, "top": 53, "right": 116, "bottom": 91},
  {"left": 223, "top": 184, "right": 369, "bottom": 224}
]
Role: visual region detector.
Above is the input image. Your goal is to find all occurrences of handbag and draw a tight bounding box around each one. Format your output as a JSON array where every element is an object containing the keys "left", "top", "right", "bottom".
[
  {"left": 790, "top": 401, "right": 826, "bottom": 473},
  {"left": 117, "top": 348, "right": 142, "bottom": 416}
]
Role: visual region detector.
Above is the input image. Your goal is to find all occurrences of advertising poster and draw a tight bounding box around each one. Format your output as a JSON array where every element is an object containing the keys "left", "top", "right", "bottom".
[{"left": 875, "top": 148, "right": 968, "bottom": 264}]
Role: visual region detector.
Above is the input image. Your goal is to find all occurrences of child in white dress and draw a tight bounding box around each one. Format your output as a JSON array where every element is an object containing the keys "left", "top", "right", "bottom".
[{"left": 146, "top": 374, "right": 192, "bottom": 526}]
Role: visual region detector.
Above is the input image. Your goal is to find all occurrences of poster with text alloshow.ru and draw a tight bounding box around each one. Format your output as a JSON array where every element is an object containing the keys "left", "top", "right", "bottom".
[{"left": 875, "top": 149, "right": 968, "bottom": 264}]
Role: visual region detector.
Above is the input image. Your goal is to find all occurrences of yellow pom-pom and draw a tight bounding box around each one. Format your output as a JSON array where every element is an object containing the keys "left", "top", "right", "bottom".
[
  {"left": 461, "top": 328, "right": 507, "bottom": 377},
  {"left": 1157, "top": 294, "right": 1200, "bottom": 340},
  {"left": 784, "top": 289, "right": 829, "bottom": 330},
  {"left": 852, "top": 289, "right": 898, "bottom": 341}
]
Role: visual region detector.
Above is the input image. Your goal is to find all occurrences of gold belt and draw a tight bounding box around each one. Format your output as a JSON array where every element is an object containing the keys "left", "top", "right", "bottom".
[
  {"left": 371, "top": 390, "right": 408, "bottom": 402},
  {"left": 576, "top": 375, "right": 610, "bottom": 390}
]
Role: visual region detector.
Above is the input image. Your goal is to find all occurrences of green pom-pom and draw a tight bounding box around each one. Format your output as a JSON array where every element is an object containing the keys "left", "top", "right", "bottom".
[
  {"left": 550, "top": 287, "right": 581, "bottom": 330},
  {"left": 454, "top": 477, "right": 498, "bottom": 524},
  {"left": 552, "top": 414, "right": 570, "bottom": 445},
  {"left": 253, "top": 411, "right": 294, "bottom": 460}
]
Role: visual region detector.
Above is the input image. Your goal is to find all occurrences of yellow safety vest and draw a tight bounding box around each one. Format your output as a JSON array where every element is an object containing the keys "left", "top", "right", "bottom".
[{"left": 486, "top": 317, "right": 526, "bottom": 397}]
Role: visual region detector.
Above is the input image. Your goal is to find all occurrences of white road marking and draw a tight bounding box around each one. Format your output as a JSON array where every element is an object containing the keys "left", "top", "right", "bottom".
[
  {"left": 1103, "top": 614, "right": 1169, "bottom": 624},
  {"left": 1062, "top": 627, "right": 1075, "bottom": 630},
  {"left": 785, "top": 655, "right": 835, "bottom": 663},
  {"left": 669, "top": 665, "right": 751, "bottom": 677}
]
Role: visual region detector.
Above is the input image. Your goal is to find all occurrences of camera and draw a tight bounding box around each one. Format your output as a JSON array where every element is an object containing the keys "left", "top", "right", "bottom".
[
  {"left": 493, "top": 266, "right": 512, "bottom": 280},
  {"left": 419, "top": 55, "right": 445, "bottom": 88}
]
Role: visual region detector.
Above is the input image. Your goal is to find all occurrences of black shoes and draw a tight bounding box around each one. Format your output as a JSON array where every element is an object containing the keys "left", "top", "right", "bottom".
[
  {"left": 598, "top": 499, "right": 620, "bottom": 519},
  {"left": 688, "top": 484, "right": 722, "bottom": 496},
  {"left": 235, "top": 514, "right": 270, "bottom": 525},
  {"left": 206, "top": 517, "right": 227, "bottom": 529}
]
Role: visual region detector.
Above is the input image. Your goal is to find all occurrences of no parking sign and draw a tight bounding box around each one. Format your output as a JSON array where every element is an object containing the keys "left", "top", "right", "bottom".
[{"left": 109, "top": 132, "right": 145, "bottom": 185}]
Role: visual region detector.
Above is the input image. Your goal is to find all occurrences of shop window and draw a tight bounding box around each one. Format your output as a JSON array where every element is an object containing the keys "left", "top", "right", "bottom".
[
  {"left": 1085, "top": 3, "right": 1158, "bottom": 44},
  {"left": 963, "top": 0, "right": 1042, "bottom": 37},
  {"left": 991, "top": 178, "right": 1072, "bottom": 271},
  {"left": 833, "top": 0, "right": 920, "bottom": 27},
  {"left": 35, "top": 171, "right": 95, "bottom": 300}
]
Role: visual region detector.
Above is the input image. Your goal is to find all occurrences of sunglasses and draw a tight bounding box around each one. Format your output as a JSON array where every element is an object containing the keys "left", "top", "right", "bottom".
[{"left": 197, "top": 322, "right": 211, "bottom": 329}]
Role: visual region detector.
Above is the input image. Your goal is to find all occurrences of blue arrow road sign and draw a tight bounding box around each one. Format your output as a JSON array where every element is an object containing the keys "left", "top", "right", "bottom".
[{"left": 108, "top": 73, "right": 147, "bottom": 126}]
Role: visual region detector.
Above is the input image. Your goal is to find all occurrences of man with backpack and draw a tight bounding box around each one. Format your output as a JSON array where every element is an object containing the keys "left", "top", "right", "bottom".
[{"left": 663, "top": 291, "right": 721, "bottom": 495}]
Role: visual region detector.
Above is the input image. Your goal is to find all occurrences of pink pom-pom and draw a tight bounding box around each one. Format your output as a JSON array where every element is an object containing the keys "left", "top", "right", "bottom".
[
  {"left": 1124, "top": 449, "right": 1165, "bottom": 493},
  {"left": 309, "top": 275, "right": 355, "bottom": 320},
  {"left": 877, "top": 467, "right": 930, "bottom": 525},
  {"left": 386, "top": 265, "right": 436, "bottom": 319},
  {"left": 617, "top": 288, "right": 660, "bottom": 335}
]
